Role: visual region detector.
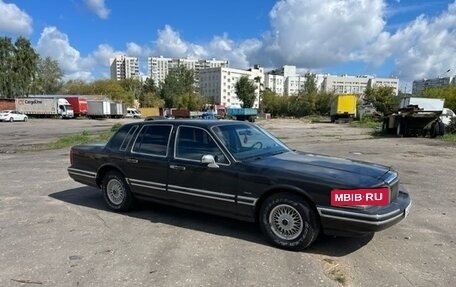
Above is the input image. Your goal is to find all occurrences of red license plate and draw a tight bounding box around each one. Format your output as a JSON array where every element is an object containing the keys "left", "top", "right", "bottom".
[{"left": 331, "top": 188, "right": 389, "bottom": 206}]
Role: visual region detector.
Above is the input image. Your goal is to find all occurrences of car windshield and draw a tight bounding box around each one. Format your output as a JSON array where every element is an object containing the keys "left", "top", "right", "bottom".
[{"left": 211, "top": 123, "right": 290, "bottom": 160}]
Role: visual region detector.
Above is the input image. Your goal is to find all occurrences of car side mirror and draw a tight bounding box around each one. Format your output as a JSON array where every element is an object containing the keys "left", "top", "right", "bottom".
[{"left": 201, "top": 154, "right": 219, "bottom": 168}]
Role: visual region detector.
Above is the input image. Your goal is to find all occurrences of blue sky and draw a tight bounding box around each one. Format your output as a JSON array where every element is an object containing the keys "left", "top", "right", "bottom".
[{"left": 1, "top": 0, "right": 456, "bottom": 89}]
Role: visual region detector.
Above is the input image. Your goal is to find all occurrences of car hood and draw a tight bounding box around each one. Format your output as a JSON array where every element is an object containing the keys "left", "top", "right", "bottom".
[{"left": 245, "top": 151, "right": 391, "bottom": 187}]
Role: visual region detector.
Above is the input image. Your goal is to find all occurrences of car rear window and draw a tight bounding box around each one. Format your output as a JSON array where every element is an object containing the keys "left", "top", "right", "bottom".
[{"left": 132, "top": 124, "right": 173, "bottom": 157}]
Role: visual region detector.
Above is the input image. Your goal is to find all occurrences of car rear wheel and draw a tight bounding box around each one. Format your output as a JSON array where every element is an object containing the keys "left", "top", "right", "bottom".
[
  {"left": 260, "top": 193, "right": 319, "bottom": 251},
  {"left": 23, "top": 117, "right": 27, "bottom": 122},
  {"left": 9, "top": 117, "right": 13, "bottom": 122},
  {"left": 101, "top": 171, "right": 134, "bottom": 212}
]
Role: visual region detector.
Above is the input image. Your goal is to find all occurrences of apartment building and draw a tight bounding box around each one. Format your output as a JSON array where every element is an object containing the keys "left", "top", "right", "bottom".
[
  {"left": 109, "top": 55, "right": 139, "bottom": 81},
  {"left": 147, "top": 56, "right": 228, "bottom": 85},
  {"left": 199, "top": 66, "right": 263, "bottom": 108},
  {"left": 412, "top": 76, "right": 454, "bottom": 95},
  {"left": 264, "top": 65, "right": 306, "bottom": 96},
  {"left": 318, "top": 74, "right": 399, "bottom": 96}
]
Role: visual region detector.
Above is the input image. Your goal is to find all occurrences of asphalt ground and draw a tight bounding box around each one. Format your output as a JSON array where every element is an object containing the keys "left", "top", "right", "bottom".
[{"left": 0, "top": 118, "right": 455, "bottom": 286}]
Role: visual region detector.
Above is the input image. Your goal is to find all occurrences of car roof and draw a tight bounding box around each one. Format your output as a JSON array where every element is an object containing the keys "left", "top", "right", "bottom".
[{"left": 126, "top": 119, "right": 253, "bottom": 129}]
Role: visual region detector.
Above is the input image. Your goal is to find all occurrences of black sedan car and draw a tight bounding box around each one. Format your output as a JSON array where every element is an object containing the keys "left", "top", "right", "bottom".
[{"left": 68, "top": 120, "right": 411, "bottom": 250}]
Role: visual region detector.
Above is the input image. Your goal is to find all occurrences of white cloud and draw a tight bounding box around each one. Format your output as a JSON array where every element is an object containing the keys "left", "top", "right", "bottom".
[
  {"left": 84, "top": 0, "right": 110, "bottom": 19},
  {"left": 0, "top": 0, "right": 33, "bottom": 36},
  {"left": 126, "top": 42, "right": 143, "bottom": 57},
  {"left": 155, "top": 25, "right": 191, "bottom": 57},
  {"left": 37, "top": 27, "right": 84, "bottom": 74},
  {"left": 32, "top": 0, "right": 456, "bottom": 84},
  {"left": 253, "top": 0, "right": 386, "bottom": 68},
  {"left": 36, "top": 26, "right": 141, "bottom": 81},
  {"left": 364, "top": 1, "right": 456, "bottom": 81}
]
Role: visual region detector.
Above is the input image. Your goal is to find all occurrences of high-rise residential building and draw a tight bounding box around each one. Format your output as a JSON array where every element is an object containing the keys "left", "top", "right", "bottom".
[
  {"left": 199, "top": 66, "right": 263, "bottom": 108},
  {"left": 412, "top": 76, "right": 455, "bottom": 95},
  {"left": 109, "top": 55, "right": 140, "bottom": 80},
  {"left": 147, "top": 56, "right": 229, "bottom": 86}
]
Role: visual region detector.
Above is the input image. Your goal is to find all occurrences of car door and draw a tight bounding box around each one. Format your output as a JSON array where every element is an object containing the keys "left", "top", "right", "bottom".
[
  {"left": 167, "top": 125, "right": 239, "bottom": 218},
  {"left": 123, "top": 124, "right": 173, "bottom": 201}
]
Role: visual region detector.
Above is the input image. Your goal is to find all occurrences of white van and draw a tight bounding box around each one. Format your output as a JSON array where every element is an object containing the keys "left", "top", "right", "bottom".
[{"left": 126, "top": 108, "right": 142, "bottom": 119}]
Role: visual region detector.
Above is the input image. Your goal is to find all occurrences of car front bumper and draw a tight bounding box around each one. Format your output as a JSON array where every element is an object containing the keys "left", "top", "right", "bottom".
[{"left": 317, "top": 185, "right": 411, "bottom": 237}]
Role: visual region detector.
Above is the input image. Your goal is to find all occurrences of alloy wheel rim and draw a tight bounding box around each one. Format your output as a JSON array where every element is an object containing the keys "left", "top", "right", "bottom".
[
  {"left": 269, "top": 204, "right": 303, "bottom": 240},
  {"left": 107, "top": 179, "right": 124, "bottom": 205}
]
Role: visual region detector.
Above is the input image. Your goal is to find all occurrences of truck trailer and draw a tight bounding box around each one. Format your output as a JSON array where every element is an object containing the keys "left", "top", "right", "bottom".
[
  {"left": 226, "top": 108, "right": 257, "bottom": 122},
  {"left": 87, "top": 100, "right": 111, "bottom": 118},
  {"left": 65, "top": 96, "right": 88, "bottom": 118},
  {"left": 15, "top": 97, "right": 74, "bottom": 118},
  {"left": 383, "top": 97, "right": 445, "bottom": 138}
]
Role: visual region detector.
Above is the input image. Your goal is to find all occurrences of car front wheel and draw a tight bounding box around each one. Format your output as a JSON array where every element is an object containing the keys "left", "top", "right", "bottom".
[
  {"left": 9, "top": 117, "right": 13, "bottom": 122},
  {"left": 101, "top": 171, "right": 134, "bottom": 212},
  {"left": 260, "top": 193, "right": 319, "bottom": 250}
]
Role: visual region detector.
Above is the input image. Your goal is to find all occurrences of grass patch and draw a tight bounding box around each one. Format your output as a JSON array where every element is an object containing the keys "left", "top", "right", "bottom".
[
  {"left": 49, "top": 130, "right": 113, "bottom": 149},
  {"left": 442, "top": 133, "right": 456, "bottom": 142},
  {"left": 15, "top": 123, "right": 121, "bottom": 152},
  {"left": 351, "top": 116, "right": 382, "bottom": 129}
]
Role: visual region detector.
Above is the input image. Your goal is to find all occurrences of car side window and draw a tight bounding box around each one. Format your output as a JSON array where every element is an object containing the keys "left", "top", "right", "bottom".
[
  {"left": 132, "top": 125, "right": 172, "bottom": 156},
  {"left": 175, "top": 126, "right": 228, "bottom": 164}
]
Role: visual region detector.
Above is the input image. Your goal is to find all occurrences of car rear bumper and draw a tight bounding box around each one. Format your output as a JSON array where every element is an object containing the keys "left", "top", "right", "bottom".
[
  {"left": 317, "top": 186, "right": 411, "bottom": 236},
  {"left": 68, "top": 167, "right": 98, "bottom": 188}
]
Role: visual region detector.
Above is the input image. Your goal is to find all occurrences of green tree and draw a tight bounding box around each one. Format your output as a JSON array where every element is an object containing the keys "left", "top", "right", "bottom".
[
  {"left": 31, "top": 56, "right": 63, "bottom": 94},
  {"left": 235, "top": 76, "right": 256, "bottom": 108},
  {"left": 261, "top": 89, "right": 281, "bottom": 116},
  {"left": 160, "top": 65, "right": 195, "bottom": 108},
  {"left": 422, "top": 85, "right": 456, "bottom": 112},
  {"left": 142, "top": 78, "right": 158, "bottom": 94},
  {"left": 304, "top": 73, "right": 318, "bottom": 95},
  {"left": 363, "top": 86, "right": 399, "bottom": 115},
  {"left": 12, "top": 37, "right": 39, "bottom": 97},
  {"left": 139, "top": 78, "right": 162, "bottom": 108},
  {"left": 314, "top": 91, "right": 333, "bottom": 115},
  {"left": 119, "top": 78, "right": 142, "bottom": 100},
  {"left": 0, "top": 37, "right": 15, "bottom": 98},
  {"left": 60, "top": 79, "right": 91, "bottom": 94}
]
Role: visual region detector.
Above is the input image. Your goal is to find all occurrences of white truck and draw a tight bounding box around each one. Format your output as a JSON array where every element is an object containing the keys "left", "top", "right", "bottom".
[
  {"left": 15, "top": 97, "right": 74, "bottom": 118},
  {"left": 383, "top": 97, "right": 453, "bottom": 138}
]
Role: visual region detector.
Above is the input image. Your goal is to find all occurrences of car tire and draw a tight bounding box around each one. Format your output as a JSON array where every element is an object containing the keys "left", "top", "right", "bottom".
[
  {"left": 23, "top": 117, "right": 27, "bottom": 122},
  {"left": 101, "top": 171, "right": 134, "bottom": 212},
  {"left": 259, "top": 193, "right": 319, "bottom": 251},
  {"left": 9, "top": 117, "right": 13, "bottom": 122}
]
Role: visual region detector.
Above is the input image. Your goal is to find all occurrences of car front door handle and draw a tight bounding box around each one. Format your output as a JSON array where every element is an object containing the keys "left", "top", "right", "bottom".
[
  {"left": 169, "top": 164, "right": 186, "bottom": 171},
  {"left": 126, "top": 158, "right": 139, "bottom": 164}
]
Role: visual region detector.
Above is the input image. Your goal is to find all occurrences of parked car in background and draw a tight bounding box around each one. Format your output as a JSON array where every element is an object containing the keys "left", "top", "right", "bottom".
[
  {"left": 0, "top": 110, "right": 28, "bottom": 122},
  {"left": 68, "top": 120, "right": 411, "bottom": 250},
  {"left": 126, "top": 108, "right": 142, "bottom": 119}
]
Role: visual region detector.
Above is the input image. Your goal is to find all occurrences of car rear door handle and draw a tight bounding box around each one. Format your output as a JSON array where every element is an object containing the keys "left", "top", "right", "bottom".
[
  {"left": 126, "top": 158, "right": 139, "bottom": 164},
  {"left": 170, "top": 164, "right": 186, "bottom": 171}
]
